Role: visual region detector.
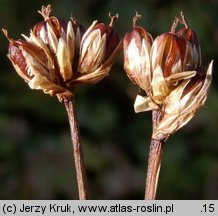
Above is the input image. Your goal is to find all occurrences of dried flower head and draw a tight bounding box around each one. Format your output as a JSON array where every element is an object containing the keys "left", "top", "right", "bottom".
[
  {"left": 124, "top": 12, "right": 212, "bottom": 138},
  {"left": 3, "top": 5, "right": 122, "bottom": 102}
]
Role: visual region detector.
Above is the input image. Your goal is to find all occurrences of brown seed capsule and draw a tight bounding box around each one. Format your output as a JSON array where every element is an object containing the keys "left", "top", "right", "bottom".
[
  {"left": 123, "top": 12, "right": 153, "bottom": 95},
  {"left": 76, "top": 13, "right": 122, "bottom": 84},
  {"left": 149, "top": 31, "right": 197, "bottom": 105},
  {"left": 151, "top": 33, "right": 187, "bottom": 77},
  {"left": 6, "top": 37, "right": 30, "bottom": 82},
  {"left": 177, "top": 29, "right": 201, "bottom": 70},
  {"left": 3, "top": 30, "right": 49, "bottom": 82},
  {"left": 149, "top": 12, "right": 204, "bottom": 106}
]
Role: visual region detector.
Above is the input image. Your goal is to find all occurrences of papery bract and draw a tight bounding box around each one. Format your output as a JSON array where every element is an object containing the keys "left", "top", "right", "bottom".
[{"left": 152, "top": 61, "right": 213, "bottom": 140}]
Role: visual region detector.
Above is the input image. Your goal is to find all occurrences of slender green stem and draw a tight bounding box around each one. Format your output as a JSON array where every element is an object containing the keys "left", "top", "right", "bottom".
[{"left": 64, "top": 97, "right": 88, "bottom": 200}]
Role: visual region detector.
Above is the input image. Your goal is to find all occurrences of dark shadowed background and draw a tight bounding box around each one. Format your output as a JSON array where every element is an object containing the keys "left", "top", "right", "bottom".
[{"left": 0, "top": 0, "right": 218, "bottom": 199}]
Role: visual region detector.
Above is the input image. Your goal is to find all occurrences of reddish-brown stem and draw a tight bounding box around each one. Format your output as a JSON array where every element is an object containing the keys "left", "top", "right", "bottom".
[
  {"left": 145, "top": 138, "right": 164, "bottom": 200},
  {"left": 145, "top": 110, "right": 166, "bottom": 200},
  {"left": 64, "top": 97, "right": 88, "bottom": 200}
]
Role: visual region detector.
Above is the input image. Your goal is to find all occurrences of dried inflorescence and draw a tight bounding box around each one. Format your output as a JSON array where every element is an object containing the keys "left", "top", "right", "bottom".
[
  {"left": 123, "top": 12, "right": 213, "bottom": 139},
  {"left": 3, "top": 5, "right": 122, "bottom": 102}
]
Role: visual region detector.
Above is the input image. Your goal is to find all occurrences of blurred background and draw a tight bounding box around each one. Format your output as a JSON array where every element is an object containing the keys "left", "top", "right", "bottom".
[{"left": 0, "top": 0, "right": 218, "bottom": 199}]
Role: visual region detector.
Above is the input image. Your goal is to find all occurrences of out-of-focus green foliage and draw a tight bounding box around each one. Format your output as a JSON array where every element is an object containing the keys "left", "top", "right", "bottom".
[{"left": 0, "top": 0, "right": 218, "bottom": 199}]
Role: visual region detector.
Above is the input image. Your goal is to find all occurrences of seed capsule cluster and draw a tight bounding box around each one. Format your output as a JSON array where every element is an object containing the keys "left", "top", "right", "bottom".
[
  {"left": 4, "top": 5, "right": 122, "bottom": 102},
  {"left": 4, "top": 7, "right": 212, "bottom": 139},
  {"left": 123, "top": 12, "right": 212, "bottom": 139}
]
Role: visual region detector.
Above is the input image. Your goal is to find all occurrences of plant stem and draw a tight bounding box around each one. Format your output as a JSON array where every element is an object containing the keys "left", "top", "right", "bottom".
[
  {"left": 144, "top": 138, "right": 164, "bottom": 199},
  {"left": 64, "top": 97, "right": 88, "bottom": 200},
  {"left": 144, "top": 110, "right": 165, "bottom": 200}
]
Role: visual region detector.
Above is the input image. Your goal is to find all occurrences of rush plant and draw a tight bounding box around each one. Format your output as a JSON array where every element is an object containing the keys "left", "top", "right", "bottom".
[
  {"left": 3, "top": 5, "right": 122, "bottom": 200},
  {"left": 123, "top": 12, "right": 212, "bottom": 199},
  {"left": 3, "top": 5, "right": 212, "bottom": 200}
]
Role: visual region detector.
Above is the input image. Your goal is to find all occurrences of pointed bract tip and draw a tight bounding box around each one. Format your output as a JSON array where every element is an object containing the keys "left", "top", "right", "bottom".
[{"left": 2, "top": 28, "right": 13, "bottom": 43}]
